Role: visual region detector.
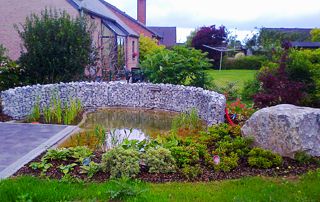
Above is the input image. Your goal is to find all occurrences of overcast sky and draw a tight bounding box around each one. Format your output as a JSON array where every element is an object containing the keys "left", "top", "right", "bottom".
[{"left": 106, "top": 0, "right": 320, "bottom": 42}]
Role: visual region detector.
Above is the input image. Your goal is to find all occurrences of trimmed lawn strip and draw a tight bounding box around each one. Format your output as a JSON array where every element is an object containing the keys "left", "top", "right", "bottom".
[
  {"left": 206, "top": 69, "right": 257, "bottom": 90},
  {"left": 1, "top": 170, "right": 320, "bottom": 201}
]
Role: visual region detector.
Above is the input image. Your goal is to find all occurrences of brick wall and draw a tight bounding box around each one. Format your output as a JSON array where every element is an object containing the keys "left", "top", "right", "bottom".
[
  {"left": 126, "top": 37, "right": 139, "bottom": 70},
  {"left": 0, "top": 0, "right": 79, "bottom": 60}
]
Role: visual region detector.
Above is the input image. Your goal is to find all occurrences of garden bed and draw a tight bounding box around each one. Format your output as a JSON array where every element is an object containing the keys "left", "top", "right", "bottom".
[{"left": 14, "top": 151, "right": 319, "bottom": 183}]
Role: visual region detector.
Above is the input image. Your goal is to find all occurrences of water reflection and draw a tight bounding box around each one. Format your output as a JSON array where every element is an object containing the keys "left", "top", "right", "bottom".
[{"left": 59, "top": 108, "right": 178, "bottom": 149}]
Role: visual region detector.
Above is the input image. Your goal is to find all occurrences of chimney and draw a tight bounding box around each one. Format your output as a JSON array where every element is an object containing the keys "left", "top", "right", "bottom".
[{"left": 137, "top": 0, "right": 146, "bottom": 25}]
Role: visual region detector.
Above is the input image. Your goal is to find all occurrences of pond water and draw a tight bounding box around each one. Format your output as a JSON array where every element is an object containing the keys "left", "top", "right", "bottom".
[{"left": 59, "top": 108, "right": 178, "bottom": 149}]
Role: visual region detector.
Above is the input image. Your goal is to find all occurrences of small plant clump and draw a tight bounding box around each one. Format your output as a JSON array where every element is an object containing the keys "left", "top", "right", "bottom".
[
  {"left": 27, "top": 95, "right": 82, "bottom": 125},
  {"left": 101, "top": 147, "right": 140, "bottom": 179},
  {"left": 248, "top": 148, "right": 283, "bottom": 168},
  {"left": 142, "top": 147, "right": 176, "bottom": 174}
]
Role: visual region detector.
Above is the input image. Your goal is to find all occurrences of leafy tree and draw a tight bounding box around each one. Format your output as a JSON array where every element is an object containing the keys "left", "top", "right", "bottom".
[
  {"left": 191, "top": 25, "right": 228, "bottom": 66},
  {"left": 253, "top": 42, "right": 305, "bottom": 108},
  {"left": 185, "top": 28, "right": 198, "bottom": 47},
  {"left": 310, "top": 28, "right": 320, "bottom": 42},
  {"left": 257, "top": 28, "right": 310, "bottom": 51},
  {"left": 16, "top": 9, "right": 96, "bottom": 84},
  {"left": 0, "top": 45, "right": 25, "bottom": 91},
  {"left": 141, "top": 46, "right": 212, "bottom": 88},
  {"left": 139, "top": 34, "right": 164, "bottom": 63}
]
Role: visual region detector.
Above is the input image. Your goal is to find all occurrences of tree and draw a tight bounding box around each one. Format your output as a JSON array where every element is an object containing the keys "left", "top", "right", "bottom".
[
  {"left": 310, "top": 28, "right": 320, "bottom": 42},
  {"left": 16, "top": 9, "right": 96, "bottom": 84},
  {"left": 185, "top": 28, "right": 198, "bottom": 47},
  {"left": 141, "top": 46, "right": 212, "bottom": 88},
  {"left": 139, "top": 34, "right": 164, "bottom": 63},
  {"left": 253, "top": 41, "right": 305, "bottom": 108},
  {"left": 191, "top": 25, "right": 228, "bottom": 67}
]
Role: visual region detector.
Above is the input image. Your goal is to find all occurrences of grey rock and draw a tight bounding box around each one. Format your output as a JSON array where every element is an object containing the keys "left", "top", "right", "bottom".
[{"left": 241, "top": 104, "right": 320, "bottom": 158}]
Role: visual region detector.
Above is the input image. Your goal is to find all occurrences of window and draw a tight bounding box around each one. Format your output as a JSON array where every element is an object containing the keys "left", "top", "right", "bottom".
[{"left": 132, "top": 41, "right": 136, "bottom": 60}]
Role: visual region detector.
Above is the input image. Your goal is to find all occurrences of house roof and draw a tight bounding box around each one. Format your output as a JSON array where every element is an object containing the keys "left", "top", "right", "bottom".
[
  {"left": 70, "top": 0, "right": 138, "bottom": 37},
  {"left": 148, "top": 26, "right": 176, "bottom": 47},
  {"left": 291, "top": 41, "right": 320, "bottom": 48},
  {"left": 263, "top": 28, "right": 312, "bottom": 35},
  {"left": 97, "top": 0, "right": 161, "bottom": 39}
]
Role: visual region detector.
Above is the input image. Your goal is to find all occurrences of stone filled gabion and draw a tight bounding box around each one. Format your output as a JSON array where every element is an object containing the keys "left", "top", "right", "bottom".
[{"left": 0, "top": 82, "right": 226, "bottom": 125}]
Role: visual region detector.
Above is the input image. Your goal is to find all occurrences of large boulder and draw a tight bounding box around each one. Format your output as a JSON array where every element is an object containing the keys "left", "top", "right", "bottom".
[{"left": 241, "top": 104, "right": 320, "bottom": 158}]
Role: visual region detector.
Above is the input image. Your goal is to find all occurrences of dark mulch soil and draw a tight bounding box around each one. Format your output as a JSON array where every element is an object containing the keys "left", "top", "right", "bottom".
[{"left": 14, "top": 151, "right": 320, "bottom": 183}]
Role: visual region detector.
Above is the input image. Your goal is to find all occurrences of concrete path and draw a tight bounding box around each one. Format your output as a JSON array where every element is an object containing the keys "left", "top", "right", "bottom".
[{"left": 0, "top": 123, "right": 78, "bottom": 179}]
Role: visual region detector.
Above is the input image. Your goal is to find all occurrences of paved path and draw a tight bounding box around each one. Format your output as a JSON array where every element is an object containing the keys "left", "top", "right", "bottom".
[{"left": 0, "top": 123, "right": 78, "bottom": 179}]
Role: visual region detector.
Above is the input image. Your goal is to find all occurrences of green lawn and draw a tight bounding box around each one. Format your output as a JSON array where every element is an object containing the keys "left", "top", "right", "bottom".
[
  {"left": 1, "top": 170, "right": 320, "bottom": 201},
  {"left": 206, "top": 69, "right": 257, "bottom": 90}
]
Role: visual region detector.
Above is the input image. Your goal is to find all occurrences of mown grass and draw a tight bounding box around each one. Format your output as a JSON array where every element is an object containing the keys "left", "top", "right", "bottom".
[
  {"left": 1, "top": 170, "right": 320, "bottom": 201},
  {"left": 206, "top": 69, "right": 257, "bottom": 90}
]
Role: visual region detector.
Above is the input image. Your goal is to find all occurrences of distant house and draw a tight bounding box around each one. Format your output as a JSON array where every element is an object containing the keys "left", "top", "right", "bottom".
[
  {"left": 148, "top": 26, "right": 177, "bottom": 47},
  {"left": 0, "top": 0, "right": 165, "bottom": 72},
  {"left": 291, "top": 41, "right": 320, "bottom": 49}
]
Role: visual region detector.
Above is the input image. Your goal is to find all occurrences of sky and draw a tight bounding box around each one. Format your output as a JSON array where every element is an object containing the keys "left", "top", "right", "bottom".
[{"left": 106, "top": 0, "right": 320, "bottom": 43}]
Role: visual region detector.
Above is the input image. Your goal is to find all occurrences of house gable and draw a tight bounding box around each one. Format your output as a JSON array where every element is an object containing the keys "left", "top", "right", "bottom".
[{"left": 0, "top": 0, "right": 79, "bottom": 60}]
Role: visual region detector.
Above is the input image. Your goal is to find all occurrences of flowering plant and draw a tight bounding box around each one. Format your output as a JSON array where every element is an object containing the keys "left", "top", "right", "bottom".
[{"left": 227, "top": 99, "right": 256, "bottom": 125}]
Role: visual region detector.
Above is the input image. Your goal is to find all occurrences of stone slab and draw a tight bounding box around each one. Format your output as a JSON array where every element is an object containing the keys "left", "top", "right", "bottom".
[{"left": 0, "top": 123, "right": 78, "bottom": 179}]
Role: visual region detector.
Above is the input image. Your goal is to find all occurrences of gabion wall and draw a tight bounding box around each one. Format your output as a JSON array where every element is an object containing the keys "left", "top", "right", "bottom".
[{"left": 1, "top": 82, "right": 226, "bottom": 125}]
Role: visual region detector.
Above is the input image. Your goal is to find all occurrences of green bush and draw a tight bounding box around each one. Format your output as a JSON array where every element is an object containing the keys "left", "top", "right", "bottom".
[
  {"left": 141, "top": 46, "right": 212, "bottom": 88},
  {"left": 181, "top": 165, "right": 202, "bottom": 180},
  {"left": 248, "top": 148, "right": 282, "bottom": 169},
  {"left": 215, "top": 136, "right": 253, "bottom": 158},
  {"left": 214, "top": 152, "right": 239, "bottom": 172},
  {"left": 142, "top": 147, "right": 176, "bottom": 173},
  {"left": 223, "top": 55, "right": 267, "bottom": 70},
  {"left": 287, "top": 49, "right": 320, "bottom": 107},
  {"left": 139, "top": 34, "right": 165, "bottom": 63},
  {"left": 241, "top": 79, "right": 260, "bottom": 100},
  {"left": 16, "top": 9, "right": 96, "bottom": 84},
  {"left": 294, "top": 151, "right": 314, "bottom": 164},
  {"left": 169, "top": 145, "right": 200, "bottom": 168},
  {"left": 0, "top": 46, "right": 24, "bottom": 91},
  {"left": 102, "top": 147, "right": 140, "bottom": 179}
]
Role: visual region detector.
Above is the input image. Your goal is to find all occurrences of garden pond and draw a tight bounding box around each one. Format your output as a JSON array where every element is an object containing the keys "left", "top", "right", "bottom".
[{"left": 58, "top": 108, "right": 179, "bottom": 150}]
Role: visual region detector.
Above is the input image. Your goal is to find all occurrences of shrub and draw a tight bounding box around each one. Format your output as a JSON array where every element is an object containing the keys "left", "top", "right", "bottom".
[
  {"left": 139, "top": 34, "right": 165, "bottom": 63},
  {"left": 16, "top": 9, "right": 96, "bottom": 84},
  {"left": 215, "top": 81, "right": 239, "bottom": 100},
  {"left": 214, "top": 136, "right": 253, "bottom": 158},
  {"left": 227, "top": 99, "right": 256, "bottom": 124},
  {"left": 287, "top": 49, "right": 320, "bottom": 107},
  {"left": 294, "top": 151, "right": 314, "bottom": 164},
  {"left": 0, "top": 46, "right": 24, "bottom": 91},
  {"left": 222, "top": 55, "right": 267, "bottom": 70},
  {"left": 169, "top": 145, "right": 200, "bottom": 168},
  {"left": 214, "top": 152, "right": 239, "bottom": 172},
  {"left": 142, "top": 147, "right": 176, "bottom": 173},
  {"left": 102, "top": 147, "right": 140, "bottom": 179},
  {"left": 253, "top": 44, "right": 305, "bottom": 108},
  {"left": 141, "top": 46, "right": 212, "bottom": 88},
  {"left": 181, "top": 165, "right": 203, "bottom": 180},
  {"left": 248, "top": 148, "right": 283, "bottom": 168},
  {"left": 241, "top": 79, "right": 260, "bottom": 100}
]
